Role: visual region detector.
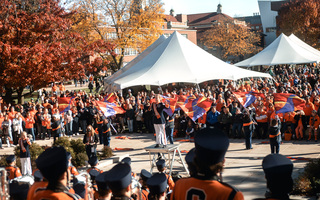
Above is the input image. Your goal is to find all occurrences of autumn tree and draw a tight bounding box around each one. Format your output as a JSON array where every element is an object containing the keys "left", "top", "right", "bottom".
[
  {"left": 0, "top": 0, "right": 113, "bottom": 103},
  {"left": 277, "top": 0, "right": 320, "bottom": 49},
  {"left": 69, "top": 0, "right": 165, "bottom": 72},
  {"left": 200, "top": 20, "right": 262, "bottom": 59}
]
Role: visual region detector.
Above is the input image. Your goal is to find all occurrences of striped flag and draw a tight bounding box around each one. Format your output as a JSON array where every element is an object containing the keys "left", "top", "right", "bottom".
[
  {"left": 179, "top": 96, "right": 212, "bottom": 122},
  {"left": 273, "top": 93, "right": 305, "bottom": 114},
  {"left": 94, "top": 101, "right": 125, "bottom": 118},
  {"left": 58, "top": 97, "right": 75, "bottom": 114}
]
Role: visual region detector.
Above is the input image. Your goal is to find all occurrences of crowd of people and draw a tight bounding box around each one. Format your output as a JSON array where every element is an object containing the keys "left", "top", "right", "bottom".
[
  {"left": 4, "top": 128, "right": 294, "bottom": 200},
  {"left": 0, "top": 63, "right": 319, "bottom": 199}
]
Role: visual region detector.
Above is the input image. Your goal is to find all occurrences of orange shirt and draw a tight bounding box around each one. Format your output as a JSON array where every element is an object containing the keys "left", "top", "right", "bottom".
[
  {"left": 8, "top": 111, "right": 17, "bottom": 121},
  {"left": 69, "top": 166, "right": 79, "bottom": 176},
  {"left": 27, "top": 181, "right": 48, "bottom": 200},
  {"left": 5, "top": 166, "right": 22, "bottom": 180},
  {"left": 171, "top": 177, "right": 244, "bottom": 200},
  {"left": 309, "top": 115, "right": 320, "bottom": 128},
  {"left": 284, "top": 112, "right": 296, "bottom": 123},
  {"left": 165, "top": 173, "right": 175, "bottom": 191},
  {"left": 33, "top": 189, "right": 82, "bottom": 200},
  {"left": 25, "top": 117, "right": 35, "bottom": 129},
  {"left": 86, "top": 167, "right": 103, "bottom": 174},
  {"left": 303, "top": 102, "right": 315, "bottom": 116},
  {"left": 256, "top": 110, "right": 268, "bottom": 123},
  {"left": 269, "top": 112, "right": 284, "bottom": 122},
  {"left": 0, "top": 117, "right": 4, "bottom": 130},
  {"left": 313, "top": 101, "right": 320, "bottom": 111},
  {"left": 52, "top": 85, "right": 58, "bottom": 92}
]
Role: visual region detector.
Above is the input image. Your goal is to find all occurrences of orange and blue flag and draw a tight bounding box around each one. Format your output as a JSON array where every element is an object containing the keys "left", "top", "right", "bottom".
[
  {"left": 161, "top": 95, "right": 178, "bottom": 116},
  {"left": 94, "top": 101, "right": 125, "bottom": 117},
  {"left": 233, "top": 91, "right": 264, "bottom": 108},
  {"left": 179, "top": 96, "right": 212, "bottom": 122},
  {"left": 58, "top": 97, "right": 75, "bottom": 114},
  {"left": 273, "top": 93, "right": 305, "bottom": 114},
  {"left": 103, "top": 92, "right": 117, "bottom": 103}
]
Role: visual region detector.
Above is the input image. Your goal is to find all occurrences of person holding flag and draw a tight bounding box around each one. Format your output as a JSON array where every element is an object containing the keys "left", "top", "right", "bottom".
[{"left": 152, "top": 94, "right": 169, "bottom": 148}]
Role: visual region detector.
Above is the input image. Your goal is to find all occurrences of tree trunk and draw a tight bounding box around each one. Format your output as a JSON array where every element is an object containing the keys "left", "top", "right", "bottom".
[
  {"left": 17, "top": 87, "right": 24, "bottom": 104},
  {"left": 4, "top": 87, "right": 13, "bottom": 104}
]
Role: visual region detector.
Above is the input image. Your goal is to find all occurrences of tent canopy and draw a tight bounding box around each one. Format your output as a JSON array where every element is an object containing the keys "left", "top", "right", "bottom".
[
  {"left": 289, "top": 34, "right": 320, "bottom": 58},
  {"left": 107, "top": 31, "right": 271, "bottom": 90},
  {"left": 235, "top": 33, "right": 320, "bottom": 67},
  {"left": 105, "top": 35, "right": 167, "bottom": 85}
]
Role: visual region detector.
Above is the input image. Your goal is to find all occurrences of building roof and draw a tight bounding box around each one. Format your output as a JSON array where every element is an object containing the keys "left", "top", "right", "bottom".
[
  {"left": 164, "top": 14, "right": 179, "bottom": 22},
  {"left": 187, "top": 12, "right": 234, "bottom": 25}
]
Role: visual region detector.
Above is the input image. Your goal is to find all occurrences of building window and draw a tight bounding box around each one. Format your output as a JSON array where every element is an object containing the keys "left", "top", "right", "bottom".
[
  {"left": 106, "top": 32, "right": 117, "bottom": 39},
  {"left": 251, "top": 26, "right": 255, "bottom": 29},
  {"left": 256, "top": 26, "right": 259, "bottom": 29},
  {"left": 266, "top": 27, "right": 276, "bottom": 33},
  {"left": 181, "top": 34, "right": 188, "bottom": 38}
]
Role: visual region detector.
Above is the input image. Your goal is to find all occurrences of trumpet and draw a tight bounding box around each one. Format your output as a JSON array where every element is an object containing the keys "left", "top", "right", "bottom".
[
  {"left": 0, "top": 168, "right": 9, "bottom": 200},
  {"left": 74, "top": 171, "right": 93, "bottom": 200}
]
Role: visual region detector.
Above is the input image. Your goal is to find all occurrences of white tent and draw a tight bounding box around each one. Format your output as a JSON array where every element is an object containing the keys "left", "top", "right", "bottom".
[
  {"left": 289, "top": 34, "right": 320, "bottom": 58},
  {"left": 105, "top": 35, "right": 167, "bottom": 85},
  {"left": 108, "top": 31, "right": 271, "bottom": 90},
  {"left": 235, "top": 33, "right": 320, "bottom": 67}
]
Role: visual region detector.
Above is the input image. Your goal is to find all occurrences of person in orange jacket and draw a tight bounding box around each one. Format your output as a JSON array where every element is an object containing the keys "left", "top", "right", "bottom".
[
  {"left": 156, "top": 159, "right": 175, "bottom": 192},
  {"left": 303, "top": 96, "right": 315, "bottom": 123},
  {"left": 5, "top": 155, "right": 22, "bottom": 180},
  {"left": 308, "top": 110, "right": 319, "bottom": 142},
  {"left": 25, "top": 111, "right": 35, "bottom": 141},
  {"left": 33, "top": 146, "right": 83, "bottom": 200}
]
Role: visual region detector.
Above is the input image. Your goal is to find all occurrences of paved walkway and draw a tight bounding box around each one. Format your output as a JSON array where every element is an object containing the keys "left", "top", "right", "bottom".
[{"left": 1, "top": 133, "right": 319, "bottom": 200}]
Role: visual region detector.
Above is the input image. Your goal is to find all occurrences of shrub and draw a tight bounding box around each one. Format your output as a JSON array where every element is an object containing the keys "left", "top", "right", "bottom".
[
  {"left": 53, "top": 137, "right": 87, "bottom": 168},
  {"left": 53, "top": 137, "right": 71, "bottom": 148},
  {"left": 293, "top": 159, "right": 320, "bottom": 196},
  {"left": 70, "top": 139, "right": 86, "bottom": 154},
  {"left": 100, "top": 146, "right": 113, "bottom": 159},
  {"left": 74, "top": 152, "right": 88, "bottom": 167}
]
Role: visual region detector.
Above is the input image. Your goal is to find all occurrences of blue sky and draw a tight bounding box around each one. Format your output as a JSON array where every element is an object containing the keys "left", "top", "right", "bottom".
[{"left": 162, "top": 0, "right": 260, "bottom": 17}]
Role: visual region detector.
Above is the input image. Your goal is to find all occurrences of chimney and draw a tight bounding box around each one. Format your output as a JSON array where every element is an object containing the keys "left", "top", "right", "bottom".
[
  {"left": 176, "top": 14, "right": 188, "bottom": 24},
  {"left": 217, "top": 3, "right": 222, "bottom": 13},
  {"left": 170, "top": 9, "right": 175, "bottom": 16}
]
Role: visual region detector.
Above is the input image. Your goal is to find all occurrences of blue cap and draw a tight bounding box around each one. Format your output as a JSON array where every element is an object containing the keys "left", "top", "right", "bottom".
[
  {"left": 6, "top": 155, "right": 15, "bottom": 164},
  {"left": 36, "top": 146, "right": 68, "bottom": 182},
  {"left": 185, "top": 148, "right": 195, "bottom": 164},
  {"left": 34, "top": 170, "right": 44, "bottom": 182},
  {"left": 147, "top": 173, "right": 167, "bottom": 195},
  {"left": 105, "top": 163, "right": 132, "bottom": 191},
  {"left": 194, "top": 127, "right": 229, "bottom": 165},
  {"left": 89, "top": 169, "right": 101, "bottom": 182},
  {"left": 140, "top": 169, "right": 152, "bottom": 181},
  {"left": 96, "top": 172, "right": 109, "bottom": 192},
  {"left": 156, "top": 159, "right": 166, "bottom": 169},
  {"left": 73, "top": 182, "right": 86, "bottom": 198},
  {"left": 88, "top": 156, "right": 98, "bottom": 166},
  {"left": 121, "top": 157, "right": 131, "bottom": 165},
  {"left": 66, "top": 152, "right": 72, "bottom": 160},
  {"left": 262, "top": 154, "right": 293, "bottom": 177}
]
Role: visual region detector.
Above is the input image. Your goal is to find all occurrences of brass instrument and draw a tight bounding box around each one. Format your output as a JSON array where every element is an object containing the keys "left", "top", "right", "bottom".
[
  {"left": 75, "top": 171, "right": 93, "bottom": 200},
  {"left": 0, "top": 168, "right": 9, "bottom": 200}
]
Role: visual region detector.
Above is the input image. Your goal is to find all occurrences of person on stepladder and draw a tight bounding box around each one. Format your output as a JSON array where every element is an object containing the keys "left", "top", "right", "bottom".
[{"left": 152, "top": 94, "right": 169, "bottom": 148}]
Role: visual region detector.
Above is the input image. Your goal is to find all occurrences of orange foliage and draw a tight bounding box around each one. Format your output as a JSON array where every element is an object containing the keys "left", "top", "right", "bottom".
[
  {"left": 201, "top": 21, "right": 262, "bottom": 59},
  {"left": 70, "top": 0, "right": 164, "bottom": 71},
  {"left": 277, "top": 0, "right": 320, "bottom": 49}
]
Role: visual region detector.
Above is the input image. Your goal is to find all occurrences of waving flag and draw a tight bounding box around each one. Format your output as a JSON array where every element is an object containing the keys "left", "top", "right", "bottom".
[
  {"left": 273, "top": 93, "right": 305, "bottom": 114},
  {"left": 149, "top": 95, "right": 177, "bottom": 116},
  {"left": 103, "top": 93, "right": 117, "bottom": 103},
  {"left": 94, "top": 101, "right": 125, "bottom": 117},
  {"left": 58, "top": 97, "right": 75, "bottom": 114},
  {"left": 233, "top": 91, "right": 264, "bottom": 108},
  {"left": 162, "top": 96, "right": 178, "bottom": 116},
  {"left": 179, "top": 96, "right": 212, "bottom": 122}
]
